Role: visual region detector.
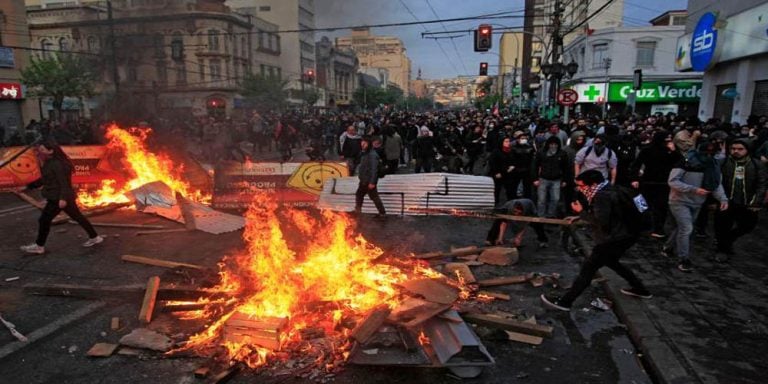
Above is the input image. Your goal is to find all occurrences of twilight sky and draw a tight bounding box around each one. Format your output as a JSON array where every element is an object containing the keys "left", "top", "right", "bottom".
[{"left": 315, "top": 0, "right": 689, "bottom": 79}]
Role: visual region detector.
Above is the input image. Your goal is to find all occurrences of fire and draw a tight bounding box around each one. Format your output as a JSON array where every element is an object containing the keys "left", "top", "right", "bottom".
[
  {"left": 77, "top": 124, "right": 209, "bottom": 207},
  {"left": 177, "top": 191, "right": 446, "bottom": 370}
]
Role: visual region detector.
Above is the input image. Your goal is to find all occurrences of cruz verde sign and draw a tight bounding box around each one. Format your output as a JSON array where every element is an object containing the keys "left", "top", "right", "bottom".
[{"left": 608, "top": 82, "right": 702, "bottom": 103}]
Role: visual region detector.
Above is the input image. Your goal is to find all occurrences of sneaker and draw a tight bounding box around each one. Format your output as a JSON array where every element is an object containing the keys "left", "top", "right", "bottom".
[
  {"left": 677, "top": 259, "right": 693, "bottom": 272},
  {"left": 540, "top": 293, "right": 571, "bottom": 312},
  {"left": 650, "top": 232, "right": 667, "bottom": 239},
  {"left": 20, "top": 243, "right": 45, "bottom": 255},
  {"left": 660, "top": 246, "right": 675, "bottom": 258},
  {"left": 82, "top": 235, "right": 104, "bottom": 248},
  {"left": 620, "top": 287, "right": 653, "bottom": 299}
]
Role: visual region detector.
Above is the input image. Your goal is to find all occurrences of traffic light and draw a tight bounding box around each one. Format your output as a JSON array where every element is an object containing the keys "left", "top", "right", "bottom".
[
  {"left": 474, "top": 24, "right": 492, "bottom": 52},
  {"left": 303, "top": 69, "right": 315, "bottom": 84},
  {"left": 479, "top": 62, "right": 488, "bottom": 76}
]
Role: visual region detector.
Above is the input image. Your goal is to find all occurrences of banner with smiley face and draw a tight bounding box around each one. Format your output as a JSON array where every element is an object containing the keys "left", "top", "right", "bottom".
[{"left": 212, "top": 161, "right": 349, "bottom": 209}]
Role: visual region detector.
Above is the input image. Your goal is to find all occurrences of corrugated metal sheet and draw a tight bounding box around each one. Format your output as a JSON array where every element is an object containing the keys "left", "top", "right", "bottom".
[
  {"left": 317, "top": 173, "right": 495, "bottom": 215},
  {"left": 422, "top": 311, "right": 494, "bottom": 367}
]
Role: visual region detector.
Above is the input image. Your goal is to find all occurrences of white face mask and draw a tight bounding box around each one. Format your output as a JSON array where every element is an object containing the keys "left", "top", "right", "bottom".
[{"left": 519, "top": 139, "right": 528, "bottom": 145}]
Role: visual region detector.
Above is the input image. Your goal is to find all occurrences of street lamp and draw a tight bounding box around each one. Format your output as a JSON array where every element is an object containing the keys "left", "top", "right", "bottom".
[{"left": 540, "top": 60, "right": 579, "bottom": 109}]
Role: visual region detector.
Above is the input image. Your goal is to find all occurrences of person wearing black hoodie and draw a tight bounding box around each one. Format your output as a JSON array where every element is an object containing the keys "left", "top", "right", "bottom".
[
  {"left": 630, "top": 132, "right": 681, "bottom": 238},
  {"left": 488, "top": 136, "right": 516, "bottom": 204},
  {"left": 532, "top": 136, "right": 571, "bottom": 218},
  {"left": 20, "top": 138, "right": 102, "bottom": 255}
]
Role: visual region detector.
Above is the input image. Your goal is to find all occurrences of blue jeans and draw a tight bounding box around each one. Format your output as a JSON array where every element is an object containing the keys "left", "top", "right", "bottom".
[
  {"left": 537, "top": 179, "right": 561, "bottom": 218},
  {"left": 666, "top": 203, "right": 701, "bottom": 261}
]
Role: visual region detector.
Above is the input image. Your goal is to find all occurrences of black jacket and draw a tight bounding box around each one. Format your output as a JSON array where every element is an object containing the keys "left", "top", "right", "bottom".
[
  {"left": 721, "top": 156, "right": 767, "bottom": 207},
  {"left": 582, "top": 186, "right": 635, "bottom": 245},
  {"left": 358, "top": 149, "right": 381, "bottom": 185},
  {"left": 488, "top": 149, "right": 515, "bottom": 180},
  {"left": 413, "top": 136, "right": 436, "bottom": 159},
  {"left": 630, "top": 142, "right": 681, "bottom": 184},
  {"left": 532, "top": 139, "right": 570, "bottom": 181},
  {"left": 28, "top": 157, "right": 75, "bottom": 201},
  {"left": 510, "top": 144, "right": 535, "bottom": 176}
]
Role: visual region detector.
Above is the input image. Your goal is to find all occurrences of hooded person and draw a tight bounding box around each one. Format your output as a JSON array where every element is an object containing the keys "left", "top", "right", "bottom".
[
  {"left": 532, "top": 136, "right": 571, "bottom": 218},
  {"left": 354, "top": 135, "right": 386, "bottom": 217},
  {"left": 339, "top": 125, "right": 362, "bottom": 176},
  {"left": 486, "top": 198, "right": 548, "bottom": 248},
  {"left": 488, "top": 136, "right": 517, "bottom": 204},
  {"left": 629, "top": 131, "right": 682, "bottom": 238},
  {"left": 413, "top": 126, "right": 436, "bottom": 173}
]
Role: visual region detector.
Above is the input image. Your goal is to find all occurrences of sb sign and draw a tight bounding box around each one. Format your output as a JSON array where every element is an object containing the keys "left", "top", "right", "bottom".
[
  {"left": 690, "top": 12, "right": 720, "bottom": 71},
  {"left": 557, "top": 89, "right": 578, "bottom": 106}
]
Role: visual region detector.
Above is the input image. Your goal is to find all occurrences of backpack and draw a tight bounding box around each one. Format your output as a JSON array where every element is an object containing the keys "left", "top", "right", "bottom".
[
  {"left": 584, "top": 145, "right": 613, "bottom": 160},
  {"left": 612, "top": 186, "right": 653, "bottom": 234}
]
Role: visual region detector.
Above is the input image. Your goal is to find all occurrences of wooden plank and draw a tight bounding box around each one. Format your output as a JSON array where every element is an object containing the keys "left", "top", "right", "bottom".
[
  {"left": 76, "top": 222, "right": 166, "bottom": 229},
  {"left": 477, "top": 291, "right": 511, "bottom": 301},
  {"left": 462, "top": 313, "right": 553, "bottom": 337},
  {"left": 494, "top": 213, "right": 576, "bottom": 226},
  {"left": 160, "top": 303, "right": 207, "bottom": 313},
  {"left": 194, "top": 366, "right": 211, "bottom": 378},
  {"left": 443, "top": 263, "right": 476, "bottom": 283},
  {"left": 121, "top": 254, "right": 205, "bottom": 270},
  {"left": 23, "top": 283, "right": 213, "bottom": 301},
  {"left": 413, "top": 245, "right": 500, "bottom": 260},
  {"left": 86, "top": 343, "right": 118, "bottom": 357},
  {"left": 138, "top": 276, "right": 161, "bottom": 324},
  {"left": 399, "top": 278, "right": 459, "bottom": 305},
  {"left": 12, "top": 191, "right": 44, "bottom": 209},
  {"left": 110, "top": 317, "right": 120, "bottom": 331},
  {"left": 135, "top": 228, "right": 191, "bottom": 236},
  {"left": 505, "top": 331, "right": 543, "bottom": 345},
  {"left": 476, "top": 275, "right": 531, "bottom": 287},
  {"left": 350, "top": 305, "right": 391, "bottom": 344},
  {"left": 389, "top": 297, "right": 451, "bottom": 328}
]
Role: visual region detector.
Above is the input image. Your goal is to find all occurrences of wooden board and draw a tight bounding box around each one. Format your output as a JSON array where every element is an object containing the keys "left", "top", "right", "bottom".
[
  {"left": 505, "top": 331, "right": 543, "bottom": 345},
  {"left": 350, "top": 305, "right": 391, "bottom": 344},
  {"left": 399, "top": 278, "right": 459, "bottom": 305},
  {"left": 477, "top": 291, "right": 511, "bottom": 301},
  {"left": 23, "top": 283, "right": 215, "bottom": 301},
  {"left": 121, "top": 254, "right": 205, "bottom": 270},
  {"left": 443, "top": 263, "right": 476, "bottom": 283},
  {"left": 110, "top": 317, "right": 120, "bottom": 331},
  {"left": 463, "top": 313, "right": 553, "bottom": 338},
  {"left": 412, "top": 245, "right": 501, "bottom": 260},
  {"left": 138, "top": 276, "right": 161, "bottom": 324},
  {"left": 389, "top": 297, "right": 451, "bottom": 328},
  {"left": 86, "top": 343, "right": 118, "bottom": 357},
  {"left": 476, "top": 275, "right": 530, "bottom": 287},
  {"left": 478, "top": 247, "right": 519, "bottom": 266},
  {"left": 135, "top": 228, "right": 191, "bottom": 236}
]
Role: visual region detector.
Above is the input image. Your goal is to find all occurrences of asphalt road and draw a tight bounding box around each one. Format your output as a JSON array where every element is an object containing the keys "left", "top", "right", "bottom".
[{"left": 0, "top": 189, "right": 651, "bottom": 384}]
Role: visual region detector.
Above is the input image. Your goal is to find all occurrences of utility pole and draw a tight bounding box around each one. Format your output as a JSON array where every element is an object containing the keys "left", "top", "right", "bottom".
[
  {"left": 512, "top": 57, "right": 518, "bottom": 114},
  {"left": 107, "top": 0, "right": 119, "bottom": 96},
  {"left": 602, "top": 58, "right": 612, "bottom": 118},
  {"left": 549, "top": 0, "right": 564, "bottom": 114}
]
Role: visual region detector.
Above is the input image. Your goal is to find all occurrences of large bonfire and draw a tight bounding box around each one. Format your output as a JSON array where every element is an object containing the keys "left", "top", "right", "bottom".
[
  {"left": 175, "top": 192, "right": 456, "bottom": 371},
  {"left": 77, "top": 124, "right": 209, "bottom": 207}
]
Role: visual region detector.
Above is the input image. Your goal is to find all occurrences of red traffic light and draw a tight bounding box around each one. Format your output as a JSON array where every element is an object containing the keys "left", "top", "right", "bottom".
[
  {"left": 307, "top": 70, "right": 314, "bottom": 76},
  {"left": 479, "top": 62, "right": 488, "bottom": 76},
  {"left": 475, "top": 24, "right": 493, "bottom": 52},
  {"left": 480, "top": 27, "right": 490, "bottom": 36}
]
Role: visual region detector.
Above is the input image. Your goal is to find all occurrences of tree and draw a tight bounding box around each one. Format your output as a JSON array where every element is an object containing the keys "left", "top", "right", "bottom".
[
  {"left": 353, "top": 85, "right": 404, "bottom": 110},
  {"left": 241, "top": 74, "right": 289, "bottom": 112},
  {"left": 21, "top": 53, "right": 97, "bottom": 122}
]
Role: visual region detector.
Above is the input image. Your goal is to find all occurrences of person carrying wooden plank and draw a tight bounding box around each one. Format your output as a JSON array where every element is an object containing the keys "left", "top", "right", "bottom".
[{"left": 485, "top": 198, "right": 548, "bottom": 248}]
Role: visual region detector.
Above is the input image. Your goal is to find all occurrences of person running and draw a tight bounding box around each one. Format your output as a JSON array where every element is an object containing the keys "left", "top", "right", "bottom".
[
  {"left": 20, "top": 138, "right": 103, "bottom": 254},
  {"left": 541, "top": 170, "right": 651, "bottom": 311}
]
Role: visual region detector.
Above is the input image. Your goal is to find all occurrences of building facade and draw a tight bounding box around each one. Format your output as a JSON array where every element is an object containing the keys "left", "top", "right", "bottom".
[
  {"left": 315, "top": 36, "right": 357, "bottom": 108},
  {"left": 227, "top": 0, "right": 315, "bottom": 104},
  {"left": 563, "top": 11, "right": 702, "bottom": 116},
  {"left": 336, "top": 28, "right": 411, "bottom": 94},
  {"left": 26, "top": 0, "right": 285, "bottom": 119},
  {"left": 1, "top": 0, "right": 39, "bottom": 138},
  {"left": 497, "top": 32, "right": 524, "bottom": 101},
  {"left": 676, "top": 0, "right": 768, "bottom": 123}
]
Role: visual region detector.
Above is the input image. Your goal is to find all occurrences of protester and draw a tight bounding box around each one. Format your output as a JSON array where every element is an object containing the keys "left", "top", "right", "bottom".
[
  {"left": 413, "top": 126, "right": 436, "bottom": 173},
  {"left": 488, "top": 136, "right": 517, "bottom": 204},
  {"left": 354, "top": 136, "right": 386, "bottom": 217},
  {"left": 383, "top": 126, "right": 403, "bottom": 175},
  {"left": 532, "top": 136, "right": 570, "bottom": 218},
  {"left": 20, "top": 138, "right": 103, "bottom": 255},
  {"left": 630, "top": 132, "right": 681, "bottom": 238},
  {"left": 574, "top": 134, "right": 617, "bottom": 184},
  {"left": 713, "top": 139, "right": 767, "bottom": 261},
  {"left": 486, "top": 198, "right": 549, "bottom": 247},
  {"left": 339, "top": 125, "right": 362, "bottom": 176},
  {"left": 541, "top": 170, "right": 651, "bottom": 312}
]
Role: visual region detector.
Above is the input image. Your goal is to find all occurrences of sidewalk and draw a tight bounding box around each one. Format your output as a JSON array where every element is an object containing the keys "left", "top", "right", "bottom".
[{"left": 597, "top": 218, "right": 768, "bottom": 384}]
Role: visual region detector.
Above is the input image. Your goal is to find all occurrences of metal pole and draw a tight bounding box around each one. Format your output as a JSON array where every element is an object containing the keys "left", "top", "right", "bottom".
[{"left": 107, "top": 1, "right": 118, "bottom": 96}]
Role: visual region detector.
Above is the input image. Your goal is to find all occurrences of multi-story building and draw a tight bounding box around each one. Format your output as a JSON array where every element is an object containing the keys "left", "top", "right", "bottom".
[
  {"left": 227, "top": 0, "right": 315, "bottom": 104},
  {"left": 522, "top": 0, "right": 624, "bottom": 100},
  {"left": 315, "top": 36, "right": 357, "bottom": 108},
  {"left": 358, "top": 67, "right": 389, "bottom": 89},
  {"left": 1, "top": 0, "right": 39, "bottom": 136},
  {"left": 676, "top": 0, "right": 768, "bottom": 123},
  {"left": 336, "top": 28, "right": 411, "bottom": 94},
  {"left": 25, "top": 0, "right": 285, "bottom": 119},
  {"left": 563, "top": 10, "right": 702, "bottom": 117}
]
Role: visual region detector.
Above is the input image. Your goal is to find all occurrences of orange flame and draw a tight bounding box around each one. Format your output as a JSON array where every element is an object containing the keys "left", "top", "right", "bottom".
[
  {"left": 77, "top": 124, "right": 209, "bottom": 207},
  {"left": 178, "top": 191, "right": 440, "bottom": 369}
]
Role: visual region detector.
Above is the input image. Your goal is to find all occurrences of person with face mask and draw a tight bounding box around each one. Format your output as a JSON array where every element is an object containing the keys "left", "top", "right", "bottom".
[
  {"left": 630, "top": 132, "right": 681, "bottom": 238},
  {"left": 713, "top": 139, "right": 767, "bottom": 262},
  {"left": 533, "top": 136, "right": 570, "bottom": 218},
  {"left": 19, "top": 138, "right": 102, "bottom": 255},
  {"left": 574, "top": 134, "right": 618, "bottom": 185},
  {"left": 663, "top": 140, "right": 729, "bottom": 272},
  {"left": 510, "top": 131, "right": 535, "bottom": 199},
  {"left": 488, "top": 136, "right": 517, "bottom": 204}
]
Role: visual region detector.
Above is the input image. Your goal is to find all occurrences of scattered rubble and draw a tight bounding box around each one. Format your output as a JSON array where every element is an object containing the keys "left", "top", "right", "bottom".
[{"left": 118, "top": 328, "right": 173, "bottom": 352}]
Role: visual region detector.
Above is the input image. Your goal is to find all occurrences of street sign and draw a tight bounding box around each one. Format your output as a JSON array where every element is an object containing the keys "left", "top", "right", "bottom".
[{"left": 557, "top": 89, "right": 578, "bottom": 106}]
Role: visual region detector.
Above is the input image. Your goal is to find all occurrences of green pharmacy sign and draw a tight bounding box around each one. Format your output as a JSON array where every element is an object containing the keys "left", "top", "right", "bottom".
[{"left": 608, "top": 81, "right": 702, "bottom": 102}]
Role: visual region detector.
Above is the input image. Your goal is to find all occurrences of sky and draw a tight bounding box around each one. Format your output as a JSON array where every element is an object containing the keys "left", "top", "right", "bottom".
[{"left": 315, "top": 0, "right": 689, "bottom": 80}]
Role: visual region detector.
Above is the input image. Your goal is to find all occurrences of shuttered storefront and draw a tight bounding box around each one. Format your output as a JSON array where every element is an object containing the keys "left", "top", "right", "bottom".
[
  {"left": 713, "top": 84, "right": 736, "bottom": 123},
  {"left": 751, "top": 80, "right": 768, "bottom": 117},
  {"left": 0, "top": 100, "right": 22, "bottom": 140}
]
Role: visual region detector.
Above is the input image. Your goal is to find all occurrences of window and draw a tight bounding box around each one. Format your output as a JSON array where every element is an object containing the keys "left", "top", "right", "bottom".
[
  {"left": 41, "top": 38, "right": 53, "bottom": 59},
  {"left": 128, "top": 64, "right": 138, "bottom": 82},
  {"left": 208, "top": 29, "right": 219, "bottom": 51},
  {"left": 592, "top": 43, "right": 608, "bottom": 69},
  {"left": 171, "top": 34, "right": 184, "bottom": 61},
  {"left": 672, "top": 16, "right": 687, "bottom": 26},
  {"left": 153, "top": 34, "right": 164, "bottom": 57},
  {"left": 636, "top": 41, "right": 656, "bottom": 67},
  {"left": 241, "top": 37, "right": 246, "bottom": 57},
  {"left": 258, "top": 31, "right": 265, "bottom": 49},
  {"left": 176, "top": 65, "right": 187, "bottom": 85},
  {"left": 234, "top": 62, "right": 239, "bottom": 82},
  {"left": 276, "top": 67, "right": 281, "bottom": 80},
  {"left": 210, "top": 60, "right": 221, "bottom": 81},
  {"left": 259, "top": 5, "right": 271, "bottom": 11},
  {"left": 199, "top": 61, "right": 205, "bottom": 81},
  {"left": 87, "top": 36, "right": 99, "bottom": 52},
  {"left": 260, "top": 64, "right": 266, "bottom": 76},
  {"left": 157, "top": 61, "right": 167, "bottom": 84},
  {"left": 59, "top": 37, "right": 69, "bottom": 52}
]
